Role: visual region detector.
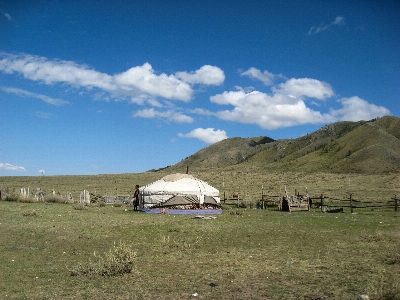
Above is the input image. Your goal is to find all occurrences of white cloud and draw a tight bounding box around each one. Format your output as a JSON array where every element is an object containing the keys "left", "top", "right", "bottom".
[
  {"left": 274, "top": 78, "right": 334, "bottom": 100},
  {"left": 209, "top": 74, "right": 389, "bottom": 129},
  {"left": 0, "top": 53, "right": 115, "bottom": 90},
  {"left": 0, "top": 163, "right": 26, "bottom": 172},
  {"left": 178, "top": 128, "right": 228, "bottom": 144},
  {"left": 330, "top": 96, "right": 390, "bottom": 121},
  {"left": 129, "top": 94, "right": 163, "bottom": 107},
  {"left": 38, "top": 169, "right": 46, "bottom": 174},
  {"left": 308, "top": 16, "right": 345, "bottom": 35},
  {"left": 132, "top": 108, "right": 193, "bottom": 123},
  {"left": 190, "top": 108, "right": 216, "bottom": 116},
  {"left": 114, "top": 63, "right": 193, "bottom": 101},
  {"left": 1, "top": 86, "right": 69, "bottom": 105},
  {"left": 240, "top": 67, "right": 275, "bottom": 86},
  {"left": 332, "top": 16, "right": 345, "bottom": 25},
  {"left": 175, "top": 65, "right": 225, "bottom": 85},
  {"left": 211, "top": 89, "right": 335, "bottom": 130},
  {"left": 0, "top": 53, "right": 222, "bottom": 102},
  {"left": 0, "top": 9, "right": 11, "bottom": 21}
]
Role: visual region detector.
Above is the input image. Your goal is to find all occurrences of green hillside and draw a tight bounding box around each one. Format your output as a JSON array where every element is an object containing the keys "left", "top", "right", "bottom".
[{"left": 171, "top": 116, "right": 400, "bottom": 174}]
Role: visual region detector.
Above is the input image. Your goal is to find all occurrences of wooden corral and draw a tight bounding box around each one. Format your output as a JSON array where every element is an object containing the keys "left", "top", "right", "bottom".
[{"left": 279, "top": 187, "right": 310, "bottom": 212}]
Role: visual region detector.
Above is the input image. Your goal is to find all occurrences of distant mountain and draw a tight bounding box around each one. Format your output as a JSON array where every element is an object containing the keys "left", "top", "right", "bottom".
[{"left": 169, "top": 116, "right": 400, "bottom": 174}]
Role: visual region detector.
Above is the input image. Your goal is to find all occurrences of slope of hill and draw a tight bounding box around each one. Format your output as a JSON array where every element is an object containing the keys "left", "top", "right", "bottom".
[{"left": 170, "top": 116, "right": 400, "bottom": 174}]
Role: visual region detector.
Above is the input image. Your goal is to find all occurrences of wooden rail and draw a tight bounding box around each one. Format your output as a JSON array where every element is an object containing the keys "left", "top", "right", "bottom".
[{"left": 310, "top": 194, "right": 399, "bottom": 213}]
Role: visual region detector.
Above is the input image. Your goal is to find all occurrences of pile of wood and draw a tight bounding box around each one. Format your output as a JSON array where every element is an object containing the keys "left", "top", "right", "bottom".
[{"left": 159, "top": 204, "right": 220, "bottom": 210}]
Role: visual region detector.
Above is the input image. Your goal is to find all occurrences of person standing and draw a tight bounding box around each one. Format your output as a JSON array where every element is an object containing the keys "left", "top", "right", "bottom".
[{"left": 133, "top": 185, "right": 140, "bottom": 211}]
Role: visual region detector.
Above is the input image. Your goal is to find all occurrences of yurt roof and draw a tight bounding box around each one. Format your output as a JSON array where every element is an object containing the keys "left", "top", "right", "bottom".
[{"left": 141, "top": 173, "right": 219, "bottom": 196}]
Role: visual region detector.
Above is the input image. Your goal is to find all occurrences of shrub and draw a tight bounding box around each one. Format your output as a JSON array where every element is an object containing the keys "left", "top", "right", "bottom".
[
  {"left": 238, "top": 201, "right": 247, "bottom": 208},
  {"left": 44, "top": 194, "right": 70, "bottom": 204},
  {"left": 19, "top": 197, "right": 37, "bottom": 203},
  {"left": 69, "top": 242, "right": 136, "bottom": 277},
  {"left": 73, "top": 204, "right": 87, "bottom": 210},
  {"left": 384, "top": 251, "right": 400, "bottom": 265},
  {"left": 4, "top": 193, "right": 19, "bottom": 202},
  {"left": 86, "top": 200, "right": 106, "bottom": 208}
]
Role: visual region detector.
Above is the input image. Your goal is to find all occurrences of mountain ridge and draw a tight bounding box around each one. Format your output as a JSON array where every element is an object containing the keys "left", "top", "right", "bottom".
[{"left": 167, "top": 116, "right": 400, "bottom": 174}]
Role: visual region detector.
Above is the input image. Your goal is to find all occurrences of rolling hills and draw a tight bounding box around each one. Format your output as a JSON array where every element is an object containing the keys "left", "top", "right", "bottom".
[{"left": 170, "top": 116, "right": 400, "bottom": 174}]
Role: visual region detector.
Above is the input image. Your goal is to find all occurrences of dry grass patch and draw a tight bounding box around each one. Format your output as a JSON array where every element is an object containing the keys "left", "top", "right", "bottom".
[
  {"left": 22, "top": 210, "right": 37, "bottom": 217},
  {"left": 73, "top": 203, "right": 87, "bottom": 210},
  {"left": 69, "top": 241, "right": 137, "bottom": 277}
]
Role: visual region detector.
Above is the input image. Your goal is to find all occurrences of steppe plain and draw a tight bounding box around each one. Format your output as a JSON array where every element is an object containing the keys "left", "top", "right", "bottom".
[{"left": 1, "top": 170, "right": 399, "bottom": 299}]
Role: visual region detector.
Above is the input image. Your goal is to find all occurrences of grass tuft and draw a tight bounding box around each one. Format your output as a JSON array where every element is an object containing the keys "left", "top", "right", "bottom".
[
  {"left": 4, "top": 193, "right": 19, "bottom": 202},
  {"left": 362, "top": 230, "right": 384, "bottom": 242},
  {"left": 384, "top": 251, "right": 400, "bottom": 265},
  {"left": 69, "top": 241, "right": 136, "bottom": 277},
  {"left": 73, "top": 203, "right": 87, "bottom": 210},
  {"left": 44, "top": 194, "right": 72, "bottom": 204},
  {"left": 22, "top": 210, "right": 37, "bottom": 217},
  {"left": 374, "top": 275, "right": 400, "bottom": 300}
]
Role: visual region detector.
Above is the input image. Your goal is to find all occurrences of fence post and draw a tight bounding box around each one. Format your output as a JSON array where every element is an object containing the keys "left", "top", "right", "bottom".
[
  {"left": 350, "top": 194, "right": 353, "bottom": 213},
  {"left": 395, "top": 195, "right": 398, "bottom": 214},
  {"left": 237, "top": 194, "right": 240, "bottom": 208},
  {"left": 261, "top": 188, "right": 264, "bottom": 209},
  {"left": 320, "top": 194, "right": 324, "bottom": 212}
]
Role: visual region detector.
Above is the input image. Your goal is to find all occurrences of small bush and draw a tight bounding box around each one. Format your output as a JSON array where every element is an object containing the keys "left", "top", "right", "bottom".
[
  {"left": 220, "top": 204, "right": 232, "bottom": 210},
  {"left": 4, "top": 193, "right": 19, "bottom": 202},
  {"left": 73, "top": 204, "right": 88, "bottom": 210},
  {"left": 44, "top": 194, "right": 70, "bottom": 204},
  {"left": 69, "top": 242, "right": 136, "bottom": 277},
  {"left": 85, "top": 201, "right": 106, "bottom": 208},
  {"left": 239, "top": 201, "right": 247, "bottom": 208},
  {"left": 384, "top": 251, "right": 400, "bottom": 265},
  {"left": 20, "top": 197, "right": 38, "bottom": 203}
]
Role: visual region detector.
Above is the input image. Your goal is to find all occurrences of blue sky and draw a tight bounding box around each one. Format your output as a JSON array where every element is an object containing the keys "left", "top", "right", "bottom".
[{"left": 0, "top": 0, "right": 399, "bottom": 176}]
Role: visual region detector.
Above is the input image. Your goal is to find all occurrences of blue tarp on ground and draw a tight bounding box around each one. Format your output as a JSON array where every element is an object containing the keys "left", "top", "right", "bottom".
[{"left": 141, "top": 208, "right": 222, "bottom": 215}]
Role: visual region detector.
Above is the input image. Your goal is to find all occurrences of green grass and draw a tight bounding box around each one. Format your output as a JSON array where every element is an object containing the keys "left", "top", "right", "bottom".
[{"left": 1, "top": 200, "right": 399, "bottom": 299}]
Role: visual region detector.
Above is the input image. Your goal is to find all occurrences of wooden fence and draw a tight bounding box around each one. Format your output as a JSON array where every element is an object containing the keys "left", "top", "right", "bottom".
[
  {"left": 309, "top": 194, "right": 399, "bottom": 213},
  {"left": 222, "top": 192, "right": 244, "bottom": 207},
  {"left": 222, "top": 190, "right": 399, "bottom": 214}
]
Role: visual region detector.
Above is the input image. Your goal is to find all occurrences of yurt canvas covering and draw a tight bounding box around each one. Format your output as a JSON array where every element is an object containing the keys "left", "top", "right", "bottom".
[{"left": 140, "top": 173, "right": 221, "bottom": 211}]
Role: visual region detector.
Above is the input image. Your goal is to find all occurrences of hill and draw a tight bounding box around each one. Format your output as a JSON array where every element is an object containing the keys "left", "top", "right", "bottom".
[{"left": 170, "top": 116, "right": 400, "bottom": 174}]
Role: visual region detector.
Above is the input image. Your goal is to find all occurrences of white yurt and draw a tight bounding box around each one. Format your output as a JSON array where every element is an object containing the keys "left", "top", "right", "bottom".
[{"left": 140, "top": 173, "right": 221, "bottom": 214}]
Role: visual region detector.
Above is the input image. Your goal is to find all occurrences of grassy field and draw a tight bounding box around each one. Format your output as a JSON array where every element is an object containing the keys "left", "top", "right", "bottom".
[
  {"left": 0, "top": 201, "right": 399, "bottom": 299},
  {"left": 1, "top": 171, "right": 399, "bottom": 204},
  {"left": 0, "top": 171, "right": 399, "bottom": 299}
]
